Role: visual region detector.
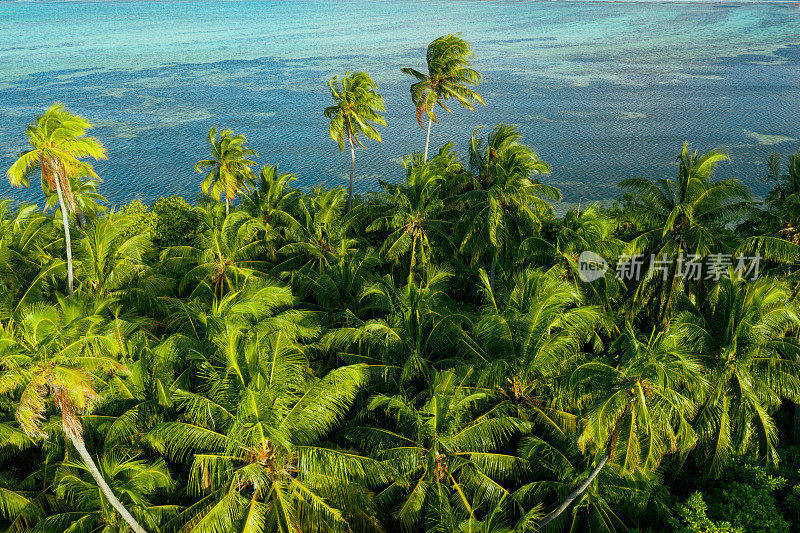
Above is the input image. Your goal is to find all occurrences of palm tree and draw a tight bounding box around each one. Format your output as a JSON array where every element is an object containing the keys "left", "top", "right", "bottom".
[
  {"left": 519, "top": 204, "right": 626, "bottom": 310},
  {"left": 518, "top": 435, "right": 666, "bottom": 532},
  {"left": 100, "top": 332, "right": 183, "bottom": 449},
  {"left": 401, "top": 34, "right": 486, "bottom": 161},
  {"left": 161, "top": 204, "right": 271, "bottom": 299},
  {"left": 468, "top": 268, "right": 608, "bottom": 437},
  {"left": 367, "top": 157, "right": 455, "bottom": 283},
  {"left": 763, "top": 149, "right": 800, "bottom": 229},
  {"left": 196, "top": 126, "right": 258, "bottom": 215},
  {"left": 243, "top": 164, "right": 301, "bottom": 261},
  {"left": 145, "top": 315, "right": 380, "bottom": 532},
  {"left": 277, "top": 187, "right": 358, "bottom": 275},
  {"left": 324, "top": 71, "right": 387, "bottom": 212},
  {"left": 6, "top": 103, "right": 108, "bottom": 296},
  {"left": 32, "top": 453, "right": 177, "bottom": 532},
  {"left": 619, "top": 143, "right": 752, "bottom": 323},
  {"left": 323, "top": 266, "right": 468, "bottom": 384},
  {"left": 0, "top": 298, "right": 147, "bottom": 533},
  {"left": 349, "top": 369, "right": 528, "bottom": 531},
  {"left": 536, "top": 325, "right": 700, "bottom": 529},
  {"left": 76, "top": 212, "right": 157, "bottom": 300},
  {"left": 675, "top": 277, "right": 800, "bottom": 477},
  {"left": 457, "top": 124, "right": 559, "bottom": 289},
  {"left": 45, "top": 173, "right": 107, "bottom": 229}
]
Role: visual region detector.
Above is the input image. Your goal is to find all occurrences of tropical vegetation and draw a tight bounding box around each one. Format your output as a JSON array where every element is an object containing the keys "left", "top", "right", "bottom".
[{"left": 2, "top": 35, "right": 800, "bottom": 533}]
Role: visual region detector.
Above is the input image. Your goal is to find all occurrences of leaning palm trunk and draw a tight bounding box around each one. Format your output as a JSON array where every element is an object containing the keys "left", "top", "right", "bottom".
[
  {"left": 423, "top": 117, "right": 433, "bottom": 162},
  {"left": 53, "top": 173, "right": 74, "bottom": 297},
  {"left": 60, "top": 409, "right": 147, "bottom": 533},
  {"left": 535, "top": 447, "right": 611, "bottom": 531},
  {"left": 348, "top": 135, "right": 356, "bottom": 213}
]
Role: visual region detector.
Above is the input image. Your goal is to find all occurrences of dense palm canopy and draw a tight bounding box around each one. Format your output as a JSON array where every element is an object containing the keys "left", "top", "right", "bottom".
[
  {"left": 619, "top": 143, "right": 752, "bottom": 323},
  {"left": 457, "top": 124, "right": 559, "bottom": 289},
  {"left": 675, "top": 277, "right": 800, "bottom": 477},
  {"left": 2, "top": 42, "right": 800, "bottom": 533}
]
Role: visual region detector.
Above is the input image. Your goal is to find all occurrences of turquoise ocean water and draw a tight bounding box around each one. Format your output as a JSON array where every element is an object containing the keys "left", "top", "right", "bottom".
[{"left": 0, "top": 0, "right": 799, "bottom": 205}]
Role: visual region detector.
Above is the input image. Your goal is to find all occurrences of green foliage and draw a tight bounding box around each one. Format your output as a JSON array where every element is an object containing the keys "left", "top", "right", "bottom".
[
  {"left": 703, "top": 462, "right": 791, "bottom": 533},
  {"left": 120, "top": 195, "right": 200, "bottom": 249},
  {"left": 670, "top": 493, "right": 742, "bottom": 533},
  {"left": 3, "top": 42, "right": 800, "bottom": 533},
  {"left": 151, "top": 194, "right": 199, "bottom": 248}
]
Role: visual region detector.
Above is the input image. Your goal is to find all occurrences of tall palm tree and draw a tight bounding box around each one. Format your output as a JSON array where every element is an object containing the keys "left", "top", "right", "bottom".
[
  {"left": 45, "top": 173, "right": 107, "bottom": 230},
  {"left": 457, "top": 124, "right": 559, "bottom": 289},
  {"left": 401, "top": 34, "right": 486, "bottom": 161},
  {"left": 324, "top": 71, "right": 387, "bottom": 213},
  {"left": 6, "top": 103, "right": 107, "bottom": 296},
  {"left": 0, "top": 298, "right": 147, "bottom": 533},
  {"left": 196, "top": 126, "right": 258, "bottom": 215},
  {"left": 619, "top": 143, "right": 752, "bottom": 323}
]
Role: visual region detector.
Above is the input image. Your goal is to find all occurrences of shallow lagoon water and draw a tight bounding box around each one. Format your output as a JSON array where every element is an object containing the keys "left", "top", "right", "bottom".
[{"left": 0, "top": 0, "right": 799, "bottom": 205}]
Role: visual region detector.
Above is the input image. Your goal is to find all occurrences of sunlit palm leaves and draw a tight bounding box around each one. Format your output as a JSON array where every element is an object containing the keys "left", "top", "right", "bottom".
[
  {"left": 196, "top": 127, "right": 257, "bottom": 215},
  {"left": 468, "top": 268, "right": 608, "bottom": 437},
  {"left": 6, "top": 103, "right": 107, "bottom": 296},
  {"left": 402, "top": 34, "right": 485, "bottom": 161},
  {"left": 350, "top": 369, "right": 527, "bottom": 532},
  {"left": 146, "top": 338, "right": 379, "bottom": 533},
  {"left": 324, "top": 71, "right": 386, "bottom": 212},
  {"left": 161, "top": 205, "right": 270, "bottom": 299}
]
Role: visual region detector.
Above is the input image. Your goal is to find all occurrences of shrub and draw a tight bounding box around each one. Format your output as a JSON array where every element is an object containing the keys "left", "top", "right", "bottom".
[
  {"left": 150, "top": 195, "right": 199, "bottom": 248},
  {"left": 669, "top": 493, "right": 742, "bottom": 533}
]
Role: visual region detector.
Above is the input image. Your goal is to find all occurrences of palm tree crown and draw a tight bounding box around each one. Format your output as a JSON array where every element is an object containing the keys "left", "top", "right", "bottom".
[
  {"left": 402, "top": 34, "right": 486, "bottom": 161},
  {"left": 196, "top": 126, "right": 257, "bottom": 215},
  {"left": 6, "top": 103, "right": 107, "bottom": 296},
  {"left": 324, "top": 71, "right": 386, "bottom": 212}
]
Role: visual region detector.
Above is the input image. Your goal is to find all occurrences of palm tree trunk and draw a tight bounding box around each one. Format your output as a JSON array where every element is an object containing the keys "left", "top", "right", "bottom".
[
  {"left": 225, "top": 196, "right": 230, "bottom": 215},
  {"left": 348, "top": 136, "right": 356, "bottom": 213},
  {"left": 62, "top": 420, "right": 147, "bottom": 533},
  {"left": 535, "top": 448, "right": 611, "bottom": 531},
  {"left": 423, "top": 117, "right": 433, "bottom": 162},
  {"left": 53, "top": 177, "right": 74, "bottom": 297}
]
